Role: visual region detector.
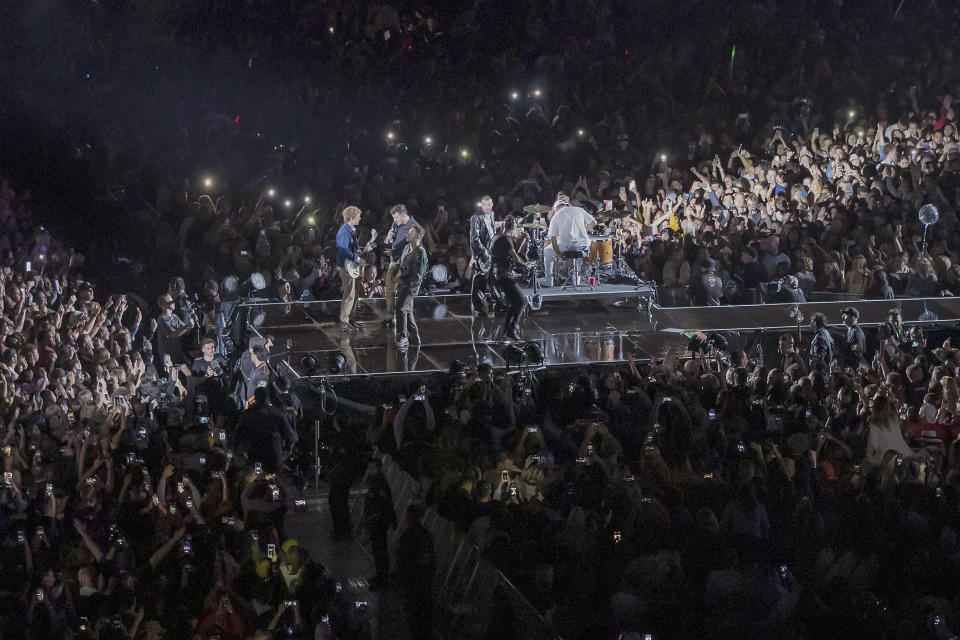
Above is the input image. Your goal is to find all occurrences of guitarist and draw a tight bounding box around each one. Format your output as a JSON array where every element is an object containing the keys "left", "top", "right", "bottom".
[
  {"left": 335, "top": 205, "right": 364, "bottom": 331},
  {"left": 469, "top": 195, "right": 495, "bottom": 315}
]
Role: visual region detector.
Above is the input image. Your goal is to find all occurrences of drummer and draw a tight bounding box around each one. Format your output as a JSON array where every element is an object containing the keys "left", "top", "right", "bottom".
[{"left": 543, "top": 194, "right": 597, "bottom": 287}]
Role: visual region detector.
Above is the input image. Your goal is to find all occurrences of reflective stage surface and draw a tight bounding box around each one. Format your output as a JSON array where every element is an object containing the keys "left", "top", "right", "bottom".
[{"left": 247, "top": 295, "right": 960, "bottom": 379}]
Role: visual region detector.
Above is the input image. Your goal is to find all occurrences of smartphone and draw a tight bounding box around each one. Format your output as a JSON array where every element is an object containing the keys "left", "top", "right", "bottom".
[
  {"left": 271, "top": 485, "right": 280, "bottom": 501},
  {"left": 737, "top": 441, "right": 746, "bottom": 453},
  {"left": 629, "top": 179, "right": 636, "bottom": 192},
  {"left": 254, "top": 462, "right": 262, "bottom": 475},
  {"left": 182, "top": 540, "right": 191, "bottom": 554},
  {"left": 267, "top": 543, "right": 276, "bottom": 560},
  {"left": 45, "top": 482, "right": 53, "bottom": 496},
  {"left": 4, "top": 472, "right": 13, "bottom": 485},
  {"left": 16, "top": 530, "right": 24, "bottom": 543},
  {"left": 527, "top": 427, "right": 537, "bottom": 433},
  {"left": 619, "top": 186, "right": 626, "bottom": 196},
  {"left": 163, "top": 354, "right": 172, "bottom": 366},
  {"left": 284, "top": 600, "right": 297, "bottom": 607},
  {"left": 413, "top": 394, "right": 425, "bottom": 402},
  {"left": 294, "top": 498, "right": 307, "bottom": 512},
  {"left": 24, "top": 261, "right": 31, "bottom": 272},
  {"left": 198, "top": 455, "right": 206, "bottom": 465},
  {"left": 137, "top": 426, "right": 147, "bottom": 439},
  {"left": 779, "top": 564, "right": 788, "bottom": 579},
  {"left": 35, "top": 588, "right": 43, "bottom": 602},
  {"left": 185, "top": 497, "right": 193, "bottom": 509},
  {"left": 500, "top": 470, "right": 509, "bottom": 483},
  {"left": 613, "top": 531, "right": 622, "bottom": 544},
  {"left": 2, "top": 446, "right": 10, "bottom": 456},
  {"left": 177, "top": 482, "right": 184, "bottom": 494},
  {"left": 152, "top": 494, "right": 160, "bottom": 506},
  {"left": 199, "top": 416, "right": 210, "bottom": 424}
]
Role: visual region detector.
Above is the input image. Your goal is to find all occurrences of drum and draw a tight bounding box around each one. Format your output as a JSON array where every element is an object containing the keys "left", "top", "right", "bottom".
[{"left": 587, "top": 236, "right": 613, "bottom": 264}]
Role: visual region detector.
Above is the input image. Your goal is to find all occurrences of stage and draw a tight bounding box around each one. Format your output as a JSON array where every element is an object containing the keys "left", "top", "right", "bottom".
[{"left": 241, "top": 289, "right": 960, "bottom": 380}]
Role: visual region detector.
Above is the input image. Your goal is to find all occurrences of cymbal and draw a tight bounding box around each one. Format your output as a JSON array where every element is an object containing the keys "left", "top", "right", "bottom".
[
  {"left": 522, "top": 204, "right": 552, "bottom": 214},
  {"left": 521, "top": 221, "right": 547, "bottom": 229},
  {"left": 598, "top": 209, "right": 634, "bottom": 221}
]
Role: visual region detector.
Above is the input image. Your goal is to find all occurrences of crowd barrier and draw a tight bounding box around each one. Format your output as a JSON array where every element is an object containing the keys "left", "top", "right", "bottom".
[{"left": 350, "top": 454, "right": 561, "bottom": 640}]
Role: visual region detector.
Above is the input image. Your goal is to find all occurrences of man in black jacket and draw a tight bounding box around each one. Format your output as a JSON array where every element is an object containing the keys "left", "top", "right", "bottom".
[
  {"left": 235, "top": 387, "right": 291, "bottom": 473},
  {"left": 808, "top": 312, "right": 834, "bottom": 370},
  {"left": 469, "top": 195, "right": 496, "bottom": 314},
  {"left": 840, "top": 306, "right": 866, "bottom": 370}
]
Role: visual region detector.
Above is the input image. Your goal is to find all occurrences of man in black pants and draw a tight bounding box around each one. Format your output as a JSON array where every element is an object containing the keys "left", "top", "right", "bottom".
[
  {"left": 469, "top": 195, "right": 495, "bottom": 315},
  {"left": 489, "top": 216, "right": 528, "bottom": 342}
]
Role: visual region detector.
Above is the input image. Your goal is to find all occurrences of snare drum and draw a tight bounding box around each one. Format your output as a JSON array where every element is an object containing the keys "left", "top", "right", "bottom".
[{"left": 587, "top": 235, "right": 613, "bottom": 264}]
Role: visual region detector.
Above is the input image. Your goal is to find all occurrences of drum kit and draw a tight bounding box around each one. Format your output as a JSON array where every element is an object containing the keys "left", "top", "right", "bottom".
[{"left": 518, "top": 203, "right": 640, "bottom": 287}]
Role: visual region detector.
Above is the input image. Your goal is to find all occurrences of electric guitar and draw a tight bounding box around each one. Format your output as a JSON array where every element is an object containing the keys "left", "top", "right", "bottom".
[{"left": 345, "top": 229, "right": 377, "bottom": 278}]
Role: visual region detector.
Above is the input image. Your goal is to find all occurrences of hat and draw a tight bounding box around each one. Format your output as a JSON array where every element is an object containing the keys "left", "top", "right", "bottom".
[
  {"left": 157, "top": 293, "right": 174, "bottom": 306},
  {"left": 281, "top": 538, "right": 300, "bottom": 554},
  {"left": 841, "top": 306, "right": 860, "bottom": 320},
  {"left": 77, "top": 282, "right": 94, "bottom": 292}
]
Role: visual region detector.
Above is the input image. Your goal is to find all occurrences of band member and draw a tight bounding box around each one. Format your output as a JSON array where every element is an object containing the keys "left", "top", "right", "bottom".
[
  {"left": 382, "top": 204, "right": 417, "bottom": 328},
  {"left": 395, "top": 224, "right": 429, "bottom": 350},
  {"left": 543, "top": 195, "right": 596, "bottom": 287},
  {"left": 489, "top": 217, "right": 527, "bottom": 341},
  {"left": 335, "top": 205, "right": 363, "bottom": 331},
  {"left": 469, "top": 195, "right": 495, "bottom": 314}
]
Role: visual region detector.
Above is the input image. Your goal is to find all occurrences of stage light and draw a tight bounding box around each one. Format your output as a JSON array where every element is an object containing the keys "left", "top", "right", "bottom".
[
  {"left": 523, "top": 342, "right": 545, "bottom": 364},
  {"left": 532, "top": 88, "right": 542, "bottom": 97},
  {"left": 222, "top": 275, "right": 239, "bottom": 294},
  {"left": 577, "top": 129, "right": 585, "bottom": 137},
  {"left": 424, "top": 136, "right": 433, "bottom": 145},
  {"left": 430, "top": 264, "right": 448, "bottom": 283},
  {"left": 528, "top": 293, "right": 543, "bottom": 311},
  {"left": 299, "top": 355, "right": 319, "bottom": 376},
  {"left": 267, "top": 188, "right": 276, "bottom": 197},
  {"left": 251, "top": 311, "right": 266, "bottom": 327},
  {"left": 386, "top": 131, "right": 395, "bottom": 141},
  {"left": 284, "top": 199, "right": 292, "bottom": 208},
  {"left": 432, "top": 302, "right": 448, "bottom": 321},
  {"left": 460, "top": 148, "right": 470, "bottom": 158},
  {"left": 328, "top": 26, "right": 334, "bottom": 33},
  {"left": 328, "top": 351, "right": 346, "bottom": 374},
  {"left": 848, "top": 110, "right": 855, "bottom": 118},
  {"left": 306, "top": 215, "right": 316, "bottom": 225},
  {"left": 304, "top": 196, "right": 311, "bottom": 203},
  {"left": 504, "top": 343, "right": 527, "bottom": 365},
  {"left": 203, "top": 177, "right": 214, "bottom": 188},
  {"left": 660, "top": 154, "right": 667, "bottom": 162},
  {"left": 249, "top": 272, "right": 267, "bottom": 291},
  {"left": 510, "top": 91, "right": 519, "bottom": 100}
]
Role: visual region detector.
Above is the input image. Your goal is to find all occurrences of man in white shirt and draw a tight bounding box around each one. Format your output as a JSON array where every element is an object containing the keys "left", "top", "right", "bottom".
[{"left": 543, "top": 196, "right": 596, "bottom": 286}]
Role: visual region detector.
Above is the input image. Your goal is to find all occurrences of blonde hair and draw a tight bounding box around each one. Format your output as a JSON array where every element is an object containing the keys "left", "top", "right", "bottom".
[{"left": 342, "top": 206, "right": 361, "bottom": 222}]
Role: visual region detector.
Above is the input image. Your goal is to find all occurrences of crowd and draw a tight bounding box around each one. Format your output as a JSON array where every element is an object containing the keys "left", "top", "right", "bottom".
[
  {"left": 6, "top": 0, "right": 960, "bottom": 639},
  {"left": 0, "top": 176, "right": 380, "bottom": 639},
  {"left": 368, "top": 318, "right": 960, "bottom": 639},
  {"left": 7, "top": 1, "right": 960, "bottom": 311}
]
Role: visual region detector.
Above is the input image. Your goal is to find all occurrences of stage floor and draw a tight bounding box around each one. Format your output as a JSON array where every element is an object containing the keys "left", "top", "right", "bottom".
[
  {"left": 249, "top": 292, "right": 678, "bottom": 378},
  {"left": 247, "top": 294, "right": 960, "bottom": 379}
]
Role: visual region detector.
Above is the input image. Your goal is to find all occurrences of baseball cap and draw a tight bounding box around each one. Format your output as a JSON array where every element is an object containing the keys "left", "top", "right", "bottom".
[{"left": 840, "top": 306, "right": 860, "bottom": 320}]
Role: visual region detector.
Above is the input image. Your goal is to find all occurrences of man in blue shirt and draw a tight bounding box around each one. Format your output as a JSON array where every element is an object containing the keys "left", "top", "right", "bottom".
[
  {"left": 336, "top": 206, "right": 363, "bottom": 331},
  {"left": 382, "top": 204, "right": 417, "bottom": 328}
]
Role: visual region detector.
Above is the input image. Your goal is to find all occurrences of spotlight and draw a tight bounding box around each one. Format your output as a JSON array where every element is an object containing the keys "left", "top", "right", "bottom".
[
  {"left": 299, "top": 355, "right": 319, "bottom": 376},
  {"left": 249, "top": 272, "right": 267, "bottom": 291},
  {"left": 523, "top": 342, "right": 545, "bottom": 364},
  {"left": 532, "top": 89, "right": 542, "bottom": 97},
  {"left": 284, "top": 199, "right": 292, "bottom": 208},
  {"left": 267, "top": 188, "right": 276, "bottom": 197},
  {"left": 660, "top": 154, "right": 667, "bottom": 162},
  {"left": 386, "top": 131, "right": 395, "bottom": 141},
  {"left": 848, "top": 110, "right": 855, "bottom": 118},
  {"left": 328, "top": 26, "right": 334, "bottom": 33},
  {"left": 527, "top": 293, "right": 543, "bottom": 311},
  {"left": 577, "top": 129, "right": 585, "bottom": 137},
  {"left": 510, "top": 91, "right": 519, "bottom": 101},
  {"left": 251, "top": 311, "right": 266, "bottom": 327},
  {"left": 306, "top": 215, "right": 316, "bottom": 226},
  {"left": 328, "top": 351, "right": 346, "bottom": 374},
  {"left": 430, "top": 264, "right": 448, "bottom": 283},
  {"left": 432, "top": 302, "right": 448, "bottom": 321},
  {"left": 203, "top": 177, "right": 214, "bottom": 188},
  {"left": 460, "top": 148, "right": 470, "bottom": 158},
  {"left": 424, "top": 136, "right": 433, "bottom": 145},
  {"left": 304, "top": 196, "right": 311, "bottom": 203}
]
